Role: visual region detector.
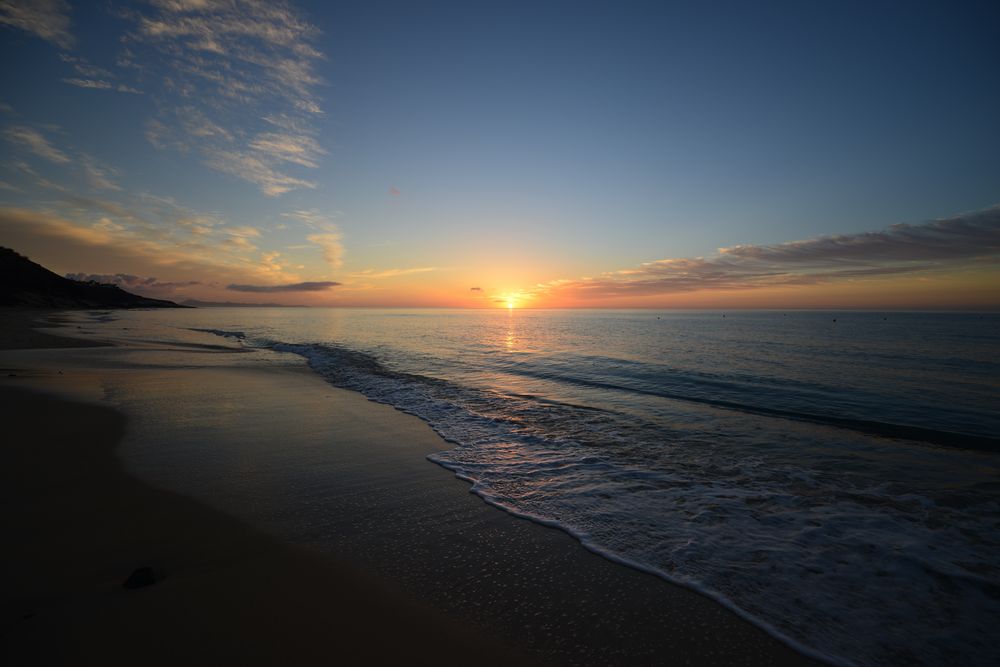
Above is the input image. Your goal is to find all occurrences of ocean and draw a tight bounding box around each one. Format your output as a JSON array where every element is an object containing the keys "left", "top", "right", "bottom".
[{"left": 80, "top": 308, "right": 999, "bottom": 666}]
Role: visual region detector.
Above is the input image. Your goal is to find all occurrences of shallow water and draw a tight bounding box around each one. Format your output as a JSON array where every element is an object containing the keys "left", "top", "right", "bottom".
[{"left": 83, "top": 308, "right": 1000, "bottom": 666}]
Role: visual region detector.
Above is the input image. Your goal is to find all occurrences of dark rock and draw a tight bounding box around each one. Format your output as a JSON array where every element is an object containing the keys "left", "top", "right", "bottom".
[{"left": 123, "top": 567, "right": 156, "bottom": 589}]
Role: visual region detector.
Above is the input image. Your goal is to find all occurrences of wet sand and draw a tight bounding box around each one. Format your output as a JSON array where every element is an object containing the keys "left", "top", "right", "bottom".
[{"left": 0, "top": 309, "right": 818, "bottom": 665}]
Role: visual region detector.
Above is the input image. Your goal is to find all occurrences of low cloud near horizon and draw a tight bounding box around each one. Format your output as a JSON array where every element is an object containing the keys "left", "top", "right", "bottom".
[
  {"left": 66, "top": 272, "right": 201, "bottom": 292},
  {"left": 0, "top": 207, "right": 306, "bottom": 298},
  {"left": 535, "top": 205, "right": 1000, "bottom": 300},
  {"left": 227, "top": 281, "right": 340, "bottom": 293},
  {"left": 4, "top": 201, "right": 998, "bottom": 307}
]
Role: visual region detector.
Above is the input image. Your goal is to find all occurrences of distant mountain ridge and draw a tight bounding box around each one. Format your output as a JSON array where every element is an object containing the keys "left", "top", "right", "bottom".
[{"left": 0, "top": 247, "right": 186, "bottom": 309}]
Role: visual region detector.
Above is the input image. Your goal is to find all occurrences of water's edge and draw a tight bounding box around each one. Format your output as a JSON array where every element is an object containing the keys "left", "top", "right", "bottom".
[
  {"left": 267, "top": 338, "right": 843, "bottom": 667},
  {"left": 164, "top": 314, "right": 996, "bottom": 667}
]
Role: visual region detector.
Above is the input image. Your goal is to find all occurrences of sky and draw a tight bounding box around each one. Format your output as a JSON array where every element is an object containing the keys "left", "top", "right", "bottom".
[{"left": 0, "top": 0, "right": 998, "bottom": 308}]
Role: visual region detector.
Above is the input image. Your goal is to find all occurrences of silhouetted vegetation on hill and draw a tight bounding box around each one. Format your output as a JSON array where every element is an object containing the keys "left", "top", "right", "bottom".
[{"left": 0, "top": 247, "right": 186, "bottom": 309}]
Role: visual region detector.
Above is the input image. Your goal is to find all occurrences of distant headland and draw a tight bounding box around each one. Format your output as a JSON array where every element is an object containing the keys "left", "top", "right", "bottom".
[{"left": 0, "top": 247, "right": 186, "bottom": 309}]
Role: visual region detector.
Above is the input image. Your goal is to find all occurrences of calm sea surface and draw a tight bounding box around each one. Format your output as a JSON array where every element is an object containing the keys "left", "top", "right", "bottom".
[{"left": 86, "top": 308, "right": 999, "bottom": 666}]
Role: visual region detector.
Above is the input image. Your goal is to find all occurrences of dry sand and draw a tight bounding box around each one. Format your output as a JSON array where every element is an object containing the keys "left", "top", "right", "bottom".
[{"left": 0, "top": 309, "right": 818, "bottom": 665}]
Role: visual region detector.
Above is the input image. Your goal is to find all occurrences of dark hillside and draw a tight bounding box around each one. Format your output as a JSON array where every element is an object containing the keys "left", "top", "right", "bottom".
[{"left": 0, "top": 247, "right": 186, "bottom": 309}]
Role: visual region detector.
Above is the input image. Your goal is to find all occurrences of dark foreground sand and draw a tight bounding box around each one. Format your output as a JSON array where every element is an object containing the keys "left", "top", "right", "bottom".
[{"left": 0, "top": 310, "right": 818, "bottom": 665}]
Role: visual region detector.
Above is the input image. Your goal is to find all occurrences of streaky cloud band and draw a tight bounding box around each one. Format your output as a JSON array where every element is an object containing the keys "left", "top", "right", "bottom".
[
  {"left": 537, "top": 205, "right": 1000, "bottom": 298},
  {"left": 227, "top": 281, "right": 340, "bottom": 293}
]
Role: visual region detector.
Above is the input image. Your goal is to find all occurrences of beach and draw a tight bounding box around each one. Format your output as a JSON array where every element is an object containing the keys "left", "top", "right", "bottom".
[
  {"left": 3, "top": 0, "right": 997, "bottom": 663},
  {"left": 0, "top": 309, "right": 816, "bottom": 665}
]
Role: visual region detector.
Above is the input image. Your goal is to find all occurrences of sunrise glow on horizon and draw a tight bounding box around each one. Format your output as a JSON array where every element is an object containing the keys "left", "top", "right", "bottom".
[
  {"left": 3, "top": 7, "right": 999, "bottom": 663},
  {"left": 1, "top": 2, "right": 998, "bottom": 310}
]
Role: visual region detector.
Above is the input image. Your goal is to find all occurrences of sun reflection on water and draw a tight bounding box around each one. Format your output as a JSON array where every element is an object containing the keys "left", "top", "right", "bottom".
[{"left": 505, "top": 308, "right": 517, "bottom": 350}]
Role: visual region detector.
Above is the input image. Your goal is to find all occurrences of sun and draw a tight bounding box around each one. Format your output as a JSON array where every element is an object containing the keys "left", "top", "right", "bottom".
[{"left": 497, "top": 291, "right": 527, "bottom": 309}]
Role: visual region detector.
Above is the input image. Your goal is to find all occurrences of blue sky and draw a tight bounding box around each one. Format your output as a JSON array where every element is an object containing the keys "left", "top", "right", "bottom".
[
  {"left": 315, "top": 1, "right": 1000, "bottom": 257},
  {"left": 1, "top": 1, "right": 998, "bottom": 307}
]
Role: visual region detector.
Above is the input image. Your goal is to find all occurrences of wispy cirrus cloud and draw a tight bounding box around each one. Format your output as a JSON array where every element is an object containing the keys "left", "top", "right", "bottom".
[
  {"left": 59, "top": 53, "right": 112, "bottom": 78},
  {"left": 227, "top": 281, "right": 339, "bottom": 293},
  {"left": 80, "top": 156, "right": 121, "bottom": 191},
  {"left": 249, "top": 132, "right": 324, "bottom": 169},
  {"left": 1, "top": 207, "right": 242, "bottom": 278},
  {"left": 4, "top": 125, "right": 123, "bottom": 192},
  {"left": 126, "top": 0, "right": 326, "bottom": 196},
  {"left": 60, "top": 195, "right": 151, "bottom": 229},
  {"left": 0, "top": 205, "right": 307, "bottom": 295},
  {"left": 535, "top": 206, "right": 1000, "bottom": 300},
  {"left": 306, "top": 231, "right": 344, "bottom": 269},
  {"left": 59, "top": 77, "right": 142, "bottom": 94},
  {"left": 56, "top": 53, "right": 144, "bottom": 93},
  {"left": 281, "top": 208, "right": 341, "bottom": 228},
  {"left": 205, "top": 148, "right": 317, "bottom": 197},
  {"left": 350, "top": 266, "right": 438, "bottom": 280},
  {"left": 225, "top": 225, "right": 261, "bottom": 238},
  {"left": 0, "top": 0, "right": 73, "bottom": 49},
  {"left": 61, "top": 78, "right": 113, "bottom": 90},
  {"left": 4, "top": 125, "right": 70, "bottom": 164},
  {"left": 1, "top": 109, "right": 314, "bottom": 286},
  {"left": 282, "top": 209, "right": 345, "bottom": 269}
]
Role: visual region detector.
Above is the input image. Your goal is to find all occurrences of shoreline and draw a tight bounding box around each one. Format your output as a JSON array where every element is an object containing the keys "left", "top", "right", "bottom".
[
  {"left": 0, "top": 309, "right": 818, "bottom": 664},
  {"left": 0, "top": 312, "right": 519, "bottom": 665}
]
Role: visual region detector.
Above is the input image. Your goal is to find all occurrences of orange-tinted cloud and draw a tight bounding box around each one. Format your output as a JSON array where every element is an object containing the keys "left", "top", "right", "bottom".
[
  {"left": 532, "top": 205, "right": 1000, "bottom": 307},
  {"left": 227, "top": 281, "right": 339, "bottom": 293},
  {"left": 0, "top": 207, "right": 299, "bottom": 299}
]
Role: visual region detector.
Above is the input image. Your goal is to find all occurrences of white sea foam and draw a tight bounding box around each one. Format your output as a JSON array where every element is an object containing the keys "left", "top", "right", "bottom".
[
  {"left": 266, "top": 339, "right": 1000, "bottom": 667},
  {"left": 171, "top": 310, "right": 1000, "bottom": 667}
]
